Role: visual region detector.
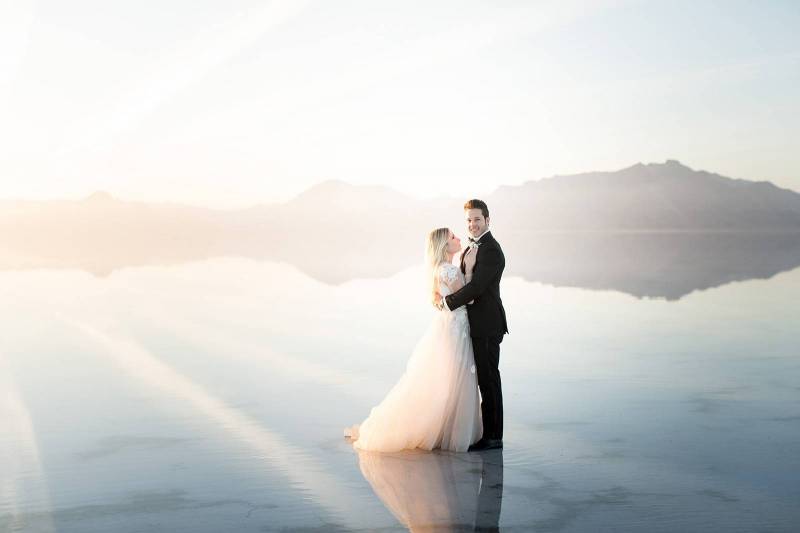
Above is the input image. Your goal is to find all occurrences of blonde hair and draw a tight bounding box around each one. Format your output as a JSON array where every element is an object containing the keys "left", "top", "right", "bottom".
[{"left": 426, "top": 227, "right": 451, "bottom": 306}]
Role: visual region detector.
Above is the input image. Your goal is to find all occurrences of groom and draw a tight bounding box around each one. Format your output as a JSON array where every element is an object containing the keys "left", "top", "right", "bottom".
[{"left": 440, "top": 199, "right": 508, "bottom": 451}]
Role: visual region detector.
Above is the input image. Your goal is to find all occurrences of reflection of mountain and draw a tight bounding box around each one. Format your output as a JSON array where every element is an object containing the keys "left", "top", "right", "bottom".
[
  {"left": 2, "top": 161, "right": 800, "bottom": 298},
  {"left": 355, "top": 449, "right": 503, "bottom": 531},
  {"left": 0, "top": 182, "right": 452, "bottom": 281},
  {"left": 505, "top": 231, "right": 800, "bottom": 300}
]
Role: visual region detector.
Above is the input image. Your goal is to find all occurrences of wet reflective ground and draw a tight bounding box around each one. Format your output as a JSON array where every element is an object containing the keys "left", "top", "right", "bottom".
[{"left": 2, "top": 236, "right": 799, "bottom": 531}]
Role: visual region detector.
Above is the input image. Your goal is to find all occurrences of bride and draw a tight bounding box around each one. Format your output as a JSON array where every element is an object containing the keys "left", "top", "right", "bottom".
[{"left": 344, "top": 228, "right": 482, "bottom": 452}]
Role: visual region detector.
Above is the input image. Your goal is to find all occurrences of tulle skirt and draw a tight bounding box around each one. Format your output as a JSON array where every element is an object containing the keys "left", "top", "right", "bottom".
[{"left": 344, "top": 309, "right": 482, "bottom": 452}]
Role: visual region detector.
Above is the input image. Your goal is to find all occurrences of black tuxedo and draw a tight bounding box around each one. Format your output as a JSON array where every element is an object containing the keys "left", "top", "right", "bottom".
[{"left": 444, "top": 231, "right": 508, "bottom": 440}]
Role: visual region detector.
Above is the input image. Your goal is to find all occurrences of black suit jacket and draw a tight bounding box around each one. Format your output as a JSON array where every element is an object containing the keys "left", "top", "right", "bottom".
[{"left": 444, "top": 232, "right": 509, "bottom": 338}]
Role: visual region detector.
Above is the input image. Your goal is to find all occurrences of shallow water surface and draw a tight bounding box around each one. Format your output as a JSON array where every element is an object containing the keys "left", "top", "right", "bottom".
[{"left": 2, "top": 239, "right": 799, "bottom": 532}]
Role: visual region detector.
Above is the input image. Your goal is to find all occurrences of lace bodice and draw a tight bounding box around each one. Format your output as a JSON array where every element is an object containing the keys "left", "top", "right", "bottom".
[
  {"left": 438, "top": 262, "right": 469, "bottom": 324},
  {"left": 438, "top": 263, "right": 464, "bottom": 297}
]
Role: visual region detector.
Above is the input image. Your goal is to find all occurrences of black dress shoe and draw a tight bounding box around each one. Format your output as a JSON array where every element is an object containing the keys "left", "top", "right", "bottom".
[
  {"left": 468, "top": 438, "right": 486, "bottom": 452},
  {"left": 468, "top": 438, "right": 503, "bottom": 451}
]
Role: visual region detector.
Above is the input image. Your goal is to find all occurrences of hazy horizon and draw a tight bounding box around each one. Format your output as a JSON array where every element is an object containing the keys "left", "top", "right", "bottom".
[
  {"left": 1, "top": 1, "right": 798, "bottom": 208},
  {"left": 2, "top": 158, "right": 800, "bottom": 209}
]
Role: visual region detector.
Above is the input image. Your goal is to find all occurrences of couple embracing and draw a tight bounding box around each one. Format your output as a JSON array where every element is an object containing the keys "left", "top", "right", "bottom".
[{"left": 344, "top": 199, "right": 508, "bottom": 452}]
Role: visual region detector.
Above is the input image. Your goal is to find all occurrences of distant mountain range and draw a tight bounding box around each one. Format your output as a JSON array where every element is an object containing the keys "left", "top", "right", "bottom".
[
  {"left": 489, "top": 159, "right": 800, "bottom": 231},
  {"left": 1, "top": 160, "right": 799, "bottom": 298},
  {"left": 248, "top": 159, "right": 800, "bottom": 232}
]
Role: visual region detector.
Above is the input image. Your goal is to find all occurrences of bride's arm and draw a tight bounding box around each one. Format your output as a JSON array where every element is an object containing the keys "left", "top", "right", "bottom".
[
  {"left": 441, "top": 266, "right": 474, "bottom": 307},
  {"left": 442, "top": 271, "right": 465, "bottom": 294}
]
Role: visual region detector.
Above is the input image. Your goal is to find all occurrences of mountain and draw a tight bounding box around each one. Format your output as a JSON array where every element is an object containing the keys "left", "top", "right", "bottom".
[{"left": 489, "top": 160, "right": 800, "bottom": 231}]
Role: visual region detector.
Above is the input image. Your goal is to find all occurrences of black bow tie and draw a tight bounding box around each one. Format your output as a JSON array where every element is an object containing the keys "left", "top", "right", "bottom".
[{"left": 468, "top": 237, "right": 477, "bottom": 243}]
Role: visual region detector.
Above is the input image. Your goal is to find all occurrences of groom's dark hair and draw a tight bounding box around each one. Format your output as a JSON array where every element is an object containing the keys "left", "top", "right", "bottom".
[{"left": 464, "top": 199, "right": 489, "bottom": 218}]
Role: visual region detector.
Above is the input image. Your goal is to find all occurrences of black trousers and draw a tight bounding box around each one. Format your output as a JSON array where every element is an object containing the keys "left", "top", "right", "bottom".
[{"left": 472, "top": 334, "right": 504, "bottom": 440}]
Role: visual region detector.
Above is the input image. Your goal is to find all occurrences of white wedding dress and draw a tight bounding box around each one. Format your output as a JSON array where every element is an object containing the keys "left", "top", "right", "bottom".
[{"left": 344, "top": 262, "right": 482, "bottom": 452}]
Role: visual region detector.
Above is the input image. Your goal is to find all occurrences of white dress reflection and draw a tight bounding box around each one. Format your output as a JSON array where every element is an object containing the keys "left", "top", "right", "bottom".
[
  {"left": 356, "top": 448, "right": 503, "bottom": 531},
  {"left": 345, "top": 258, "right": 482, "bottom": 452}
]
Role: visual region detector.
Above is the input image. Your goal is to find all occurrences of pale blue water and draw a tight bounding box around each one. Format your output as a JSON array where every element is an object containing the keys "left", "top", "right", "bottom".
[{"left": 2, "top": 235, "right": 799, "bottom": 532}]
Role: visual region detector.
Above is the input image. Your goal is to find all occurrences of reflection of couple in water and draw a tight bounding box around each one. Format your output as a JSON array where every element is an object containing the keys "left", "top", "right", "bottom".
[
  {"left": 355, "top": 448, "right": 504, "bottom": 531},
  {"left": 345, "top": 199, "right": 508, "bottom": 453}
]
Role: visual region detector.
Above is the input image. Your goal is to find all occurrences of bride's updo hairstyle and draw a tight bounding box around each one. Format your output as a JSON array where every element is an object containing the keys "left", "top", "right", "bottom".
[{"left": 426, "top": 227, "right": 451, "bottom": 307}]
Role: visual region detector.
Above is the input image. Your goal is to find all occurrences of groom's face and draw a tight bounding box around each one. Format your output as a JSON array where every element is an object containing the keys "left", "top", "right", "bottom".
[{"left": 465, "top": 208, "right": 488, "bottom": 238}]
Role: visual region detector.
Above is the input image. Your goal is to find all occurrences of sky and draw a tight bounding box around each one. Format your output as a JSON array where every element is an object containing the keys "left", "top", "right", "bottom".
[{"left": 0, "top": 0, "right": 798, "bottom": 208}]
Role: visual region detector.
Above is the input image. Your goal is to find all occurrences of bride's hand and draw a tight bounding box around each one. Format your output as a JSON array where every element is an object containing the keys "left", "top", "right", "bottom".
[{"left": 464, "top": 247, "right": 477, "bottom": 276}]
